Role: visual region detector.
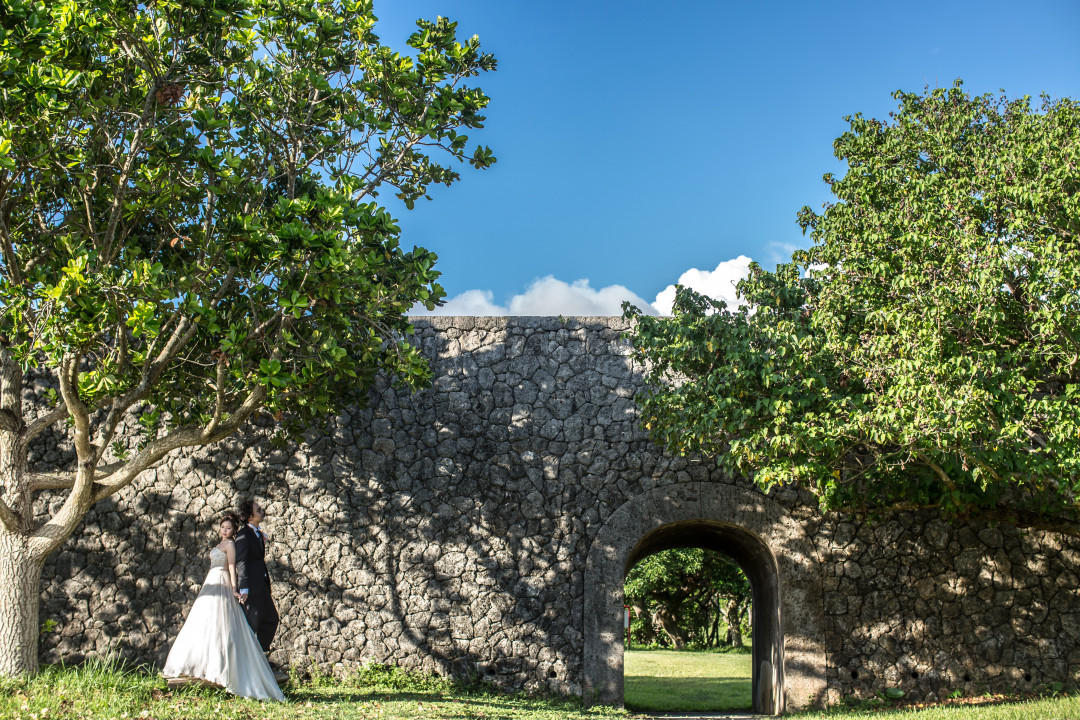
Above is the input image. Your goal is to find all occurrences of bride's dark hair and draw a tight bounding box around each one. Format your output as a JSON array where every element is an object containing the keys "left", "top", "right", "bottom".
[{"left": 219, "top": 512, "right": 241, "bottom": 539}]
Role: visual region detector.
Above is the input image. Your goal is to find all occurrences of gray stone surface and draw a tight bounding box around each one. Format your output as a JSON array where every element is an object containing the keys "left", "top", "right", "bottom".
[
  {"left": 583, "top": 481, "right": 825, "bottom": 713},
  {"left": 31, "top": 316, "right": 1080, "bottom": 709}
]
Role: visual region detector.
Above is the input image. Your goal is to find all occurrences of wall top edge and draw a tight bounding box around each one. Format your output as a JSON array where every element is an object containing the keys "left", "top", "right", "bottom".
[{"left": 406, "top": 315, "right": 635, "bottom": 330}]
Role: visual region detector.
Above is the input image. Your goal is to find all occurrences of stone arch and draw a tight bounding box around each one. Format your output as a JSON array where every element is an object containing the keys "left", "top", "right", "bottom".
[{"left": 582, "top": 481, "right": 827, "bottom": 715}]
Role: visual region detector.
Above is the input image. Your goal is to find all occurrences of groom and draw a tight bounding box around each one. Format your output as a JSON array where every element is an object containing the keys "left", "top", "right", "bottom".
[{"left": 235, "top": 499, "right": 280, "bottom": 659}]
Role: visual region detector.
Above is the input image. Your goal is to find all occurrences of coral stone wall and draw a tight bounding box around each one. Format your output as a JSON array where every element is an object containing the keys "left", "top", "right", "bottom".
[
  {"left": 817, "top": 514, "right": 1080, "bottom": 702},
  {"left": 35, "top": 316, "right": 1080, "bottom": 706}
]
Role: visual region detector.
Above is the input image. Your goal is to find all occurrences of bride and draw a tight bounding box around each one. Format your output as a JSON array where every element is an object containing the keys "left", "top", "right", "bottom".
[{"left": 163, "top": 513, "right": 285, "bottom": 701}]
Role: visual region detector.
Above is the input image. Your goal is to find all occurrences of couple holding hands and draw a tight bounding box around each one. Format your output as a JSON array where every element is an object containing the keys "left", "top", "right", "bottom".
[{"left": 163, "top": 499, "right": 286, "bottom": 701}]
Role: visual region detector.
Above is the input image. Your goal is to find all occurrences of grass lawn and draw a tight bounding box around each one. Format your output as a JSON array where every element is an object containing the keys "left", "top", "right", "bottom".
[
  {"left": 794, "top": 696, "right": 1080, "bottom": 719},
  {"left": 623, "top": 648, "right": 752, "bottom": 712},
  {"left": 0, "top": 661, "right": 628, "bottom": 720},
  {"left": 2, "top": 659, "right": 1079, "bottom": 719}
]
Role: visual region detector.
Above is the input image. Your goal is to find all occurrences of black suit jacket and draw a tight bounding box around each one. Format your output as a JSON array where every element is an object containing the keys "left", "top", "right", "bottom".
[{"left": 235, "top": 524, "right": 272, "bottom": 597}]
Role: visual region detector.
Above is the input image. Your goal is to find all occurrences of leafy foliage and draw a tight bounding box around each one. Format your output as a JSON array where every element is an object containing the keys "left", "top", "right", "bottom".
[
  {"left": 0, "top": 0, "right": 496, "bottom": 674},
  {"left": 625, "top": 548, "right": 750, "bottom": 649},
  {"left": 0, "top": 0, "right": 496, "bottom": 439},
  {"left": 624, "top": 83, "right": 1080, "bottom": 535}
]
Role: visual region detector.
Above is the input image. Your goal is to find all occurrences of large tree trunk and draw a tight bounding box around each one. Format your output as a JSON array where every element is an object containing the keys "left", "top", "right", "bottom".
[
  {"left": 0, "top": 356, "right": 43, "bottom": 677},
  {"left": 652, "top": 604, "right": 686, "bottom": 649},
  {"left": 725, "top": 597, "right": 743, "bottom": 648},
  {"left": 0, "top": 529, "right": 43, "bottom": 676},
  {"left": 709, "top": 597, "right": 721, "bottom": 647}
]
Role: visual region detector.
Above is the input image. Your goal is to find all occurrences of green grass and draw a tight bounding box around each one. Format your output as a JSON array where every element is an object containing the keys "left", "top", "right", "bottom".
[
  {"left": 622, "top": 650, "right": 1080, "bottom": 719},
  {"left": 0, "top": 659, "right": 628, "bottom": 720},
  {"left": 623, "top": 648, "right": 752, "bottom": 712},
  {"left": 2, "top": 659, "right": 1079, "bottom": 719},
  {"left": 794, "top": 695, "right": 1080, "bottom": 719}
]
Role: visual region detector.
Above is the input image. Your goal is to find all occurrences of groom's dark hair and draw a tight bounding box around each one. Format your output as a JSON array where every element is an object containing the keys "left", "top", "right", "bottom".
[{"left": 237, "top": 498, "right": 255, "bottom": 524}]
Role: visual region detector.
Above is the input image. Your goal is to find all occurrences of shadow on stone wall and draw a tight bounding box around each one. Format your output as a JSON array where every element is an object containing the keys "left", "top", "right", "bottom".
[
  {"left": 819, "top": 513, "right": 1080, "bottom": 702},
  {"left": 33, "top": 316, "right": 1080, "bottom": 706},
  {"left": 258, "top": 320, "right": 607, "bottom": 691},
  {"left": 40, "top": 318, "right": 640, "bottom": 697}
]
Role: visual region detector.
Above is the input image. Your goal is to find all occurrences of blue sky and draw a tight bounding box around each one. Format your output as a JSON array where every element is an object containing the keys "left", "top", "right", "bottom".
[{"left": 374, "top": 1, "right": 1080, "bottom": 315}]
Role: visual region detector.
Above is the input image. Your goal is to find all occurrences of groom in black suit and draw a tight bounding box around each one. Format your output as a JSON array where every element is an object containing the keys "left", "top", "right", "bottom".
[{"left": 235, "top": 499, "right": 279, "bottom": 655}]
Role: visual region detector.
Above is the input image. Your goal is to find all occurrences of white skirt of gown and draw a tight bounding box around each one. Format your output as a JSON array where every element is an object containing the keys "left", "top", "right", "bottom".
[{"left": 162, "top": 547, "right": 285, "bottom": 701}]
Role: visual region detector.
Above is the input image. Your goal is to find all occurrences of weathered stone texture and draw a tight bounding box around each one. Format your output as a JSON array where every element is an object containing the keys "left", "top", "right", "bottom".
[
  {"left": 817, "top": 513, "right": 1080, "bottom": 702},
  {"left": 33, "top": 316, "right": 1080, "bottom": 706}
]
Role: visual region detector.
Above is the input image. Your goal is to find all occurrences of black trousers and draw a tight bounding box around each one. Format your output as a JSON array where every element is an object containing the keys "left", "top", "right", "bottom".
[{"left": 243, "top": 592, "right": 279, "bottom": 652}]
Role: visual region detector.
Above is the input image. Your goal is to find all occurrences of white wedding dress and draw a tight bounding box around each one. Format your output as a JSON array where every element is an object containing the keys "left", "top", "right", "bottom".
[{"left": 163, "top": 547, "right": 285, "bottom": 701}]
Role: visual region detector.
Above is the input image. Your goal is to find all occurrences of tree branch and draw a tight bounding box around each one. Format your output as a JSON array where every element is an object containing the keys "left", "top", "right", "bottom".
[
  {"left": 20, "top": 403, "right": 69, "bottom": 452},
  {"left": 0, "top": 346, "right": 22, "bottom": 425},
  {"left": 90, "top": 384, "right": 266, "bottom": 504},
  {"left": 0, "top": 213, "right": 21, "bottom": 287},
  {"left": 1024, "top": 427, "right": 1048, "bottom": 449},
  {"left": 93, "top": 305, "right": 211, "bottom": 464},
  {"left": 40, "top": 352, "right": 102, "bottom": 558},
  {"left": 101, "top": 84, "right": 160, "bottom": 260},
  {"left": 0, "top": 410, "right": 19, "bottom": 434},
  {"left": 57, "top": 354, "right": 90, "bottom": 458},
  {"left": 26, "top": 471, "right": 76, "bottom": 492},
  {"left": 914, "top": 451, "right": 959, "bottom": 491},
  {"left": 1057, "top": 323, "right": 1080, "bottom": 352},
  {"left": 204, "top": 358, "right": 228, "bottom": 437},
  {"left": 960, "top": 449, "right": 1004, "bottom": 485}
]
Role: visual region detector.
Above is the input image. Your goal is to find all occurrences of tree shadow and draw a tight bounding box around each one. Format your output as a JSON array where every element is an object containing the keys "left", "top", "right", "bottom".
[
  {"left": 33, "top": 315, "right": 1080, "bottom": 710},
  {"left": 37, "top": 317, "right": 655, "bottom": 697},
  {"left": 262, "top": 317, "right": 642, "bottom": 694},
  {"left": 818, "top": 512, "right": 1080, "bottom": 702},
  {"left": 623, "top": 675, "right": 753, "bottom": 713}
]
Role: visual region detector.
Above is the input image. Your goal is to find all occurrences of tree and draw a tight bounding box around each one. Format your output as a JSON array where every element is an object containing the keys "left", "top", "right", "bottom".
[
  {"left": 0, "top": 0, "right": 496, "bottom": 675},
  {"left": 624, "top": 83, "right": 1080, "bottom": 537},
  {"left": 624, "top": 548, "right": 750, "bottom": 649}
]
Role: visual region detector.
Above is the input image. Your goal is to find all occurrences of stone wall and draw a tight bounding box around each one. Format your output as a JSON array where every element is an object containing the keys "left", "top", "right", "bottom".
[
  {"left": 34, "top": 316, "right": 1080, "bottom": 709},
  {"left": 817, "top": 513, "right": 1080, "bottom": 702}
]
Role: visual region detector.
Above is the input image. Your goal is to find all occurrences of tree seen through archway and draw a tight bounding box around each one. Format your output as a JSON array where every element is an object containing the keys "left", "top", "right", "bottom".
[
  {"left": 626, "top": 547, "right": 751, "bottom": 649},
  {"left": 622, "top": 547, "right": 753, "bottom": 712}
]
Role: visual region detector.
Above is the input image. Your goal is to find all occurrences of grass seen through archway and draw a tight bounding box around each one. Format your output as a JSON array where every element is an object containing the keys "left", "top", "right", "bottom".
[
  {"left": 623, "top": 545, "right": 753, "bottom": 711},
  {"left": 623, "top": 648, "right": 752, "bottom": 712}
]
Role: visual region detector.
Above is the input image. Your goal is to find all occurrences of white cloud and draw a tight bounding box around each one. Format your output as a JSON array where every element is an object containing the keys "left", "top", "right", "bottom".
[
  {"left": 416, "top": 276, "right": 657, "bottom": 316},
  {"left": 420, "top": 289, "right": 505, "bottom": 315},
  {"left": 651, "top": 255, "right": 754, "bottom": 315},
  {"left": 508, "top": 277, "right": 655, "bottom": 316},
  {"left": 414, "top": 256, "right": 759, "bottom": 317}
]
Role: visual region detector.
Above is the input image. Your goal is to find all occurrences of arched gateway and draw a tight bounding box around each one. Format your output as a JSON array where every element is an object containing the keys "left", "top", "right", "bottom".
[{"left": 584, "top": 481, "right": 827, "bottom": 714}]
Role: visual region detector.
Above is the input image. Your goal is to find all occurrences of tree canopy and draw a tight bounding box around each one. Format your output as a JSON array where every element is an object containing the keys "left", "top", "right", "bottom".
[
  {"left": 624, "top": 83, "right": 1080, "bottom": 536},
  {"left": 625, "top": 548, "right": 750, "bottom": 649},
  {"left": 0, "top": 0, "right": 496, "bottom": 675}
]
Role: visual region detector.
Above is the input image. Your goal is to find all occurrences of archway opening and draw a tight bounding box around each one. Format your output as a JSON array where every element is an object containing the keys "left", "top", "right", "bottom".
[
  {"left": 583, "top": 482, "right": 826, "bottom": 714},
  {"left": 623, "top": 545, "right": 753, "bottom": 712},
  {"left": 623, "top": 520, "right": 784, "bottom": 714}
]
